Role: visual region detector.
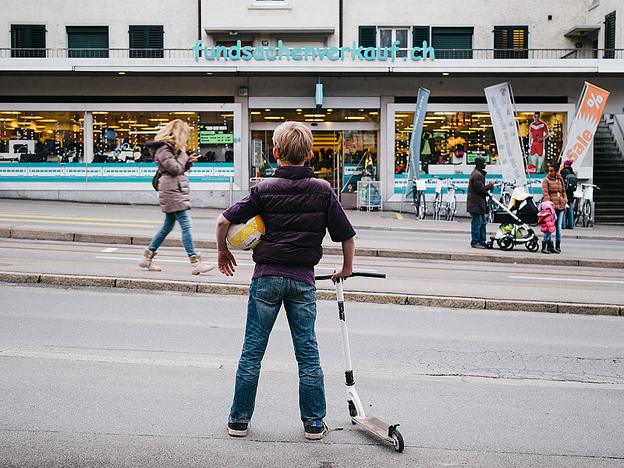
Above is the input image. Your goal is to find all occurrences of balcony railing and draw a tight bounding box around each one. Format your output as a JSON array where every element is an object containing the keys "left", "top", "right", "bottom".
[{"left": 1, "top": 47, "right": 623, "bottom": 60}]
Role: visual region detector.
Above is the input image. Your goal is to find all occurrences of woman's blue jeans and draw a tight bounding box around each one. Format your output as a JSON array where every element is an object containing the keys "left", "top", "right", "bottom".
[
  {"left": 229, "top": 276, "right": 326, "bottom": 427},
  {"left": 555, "top": 209, "right": 564, "bottom": 243},
  {"left": 148, "top": 210, "right": 197, "bottom": 257}
]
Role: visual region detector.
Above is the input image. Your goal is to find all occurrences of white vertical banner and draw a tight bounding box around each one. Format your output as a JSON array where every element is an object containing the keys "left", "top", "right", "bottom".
[{"left": 484, "top": 82, "right": 527, "bottom": 188}]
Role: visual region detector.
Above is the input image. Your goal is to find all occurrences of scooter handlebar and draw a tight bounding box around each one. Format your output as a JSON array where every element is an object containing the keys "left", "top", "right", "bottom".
[{"left": 314, "top": 271, "right": 386, "bottom": 281}]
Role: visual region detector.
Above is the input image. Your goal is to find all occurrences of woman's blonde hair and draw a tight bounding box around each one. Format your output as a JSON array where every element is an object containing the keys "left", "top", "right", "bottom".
[{"left": 154, "top": 119, "right": 190, "bottom": 152}]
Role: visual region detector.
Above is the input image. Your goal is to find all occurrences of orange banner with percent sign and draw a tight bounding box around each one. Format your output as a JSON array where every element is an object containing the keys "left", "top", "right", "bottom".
[{"left": 562, "top": 82, "right": 610, "bottom": 168}]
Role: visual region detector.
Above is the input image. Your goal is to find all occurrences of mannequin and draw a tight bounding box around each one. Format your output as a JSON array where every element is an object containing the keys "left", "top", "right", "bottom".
[{"left": 528, "top": 112, "right": 549, "bottom": 174}]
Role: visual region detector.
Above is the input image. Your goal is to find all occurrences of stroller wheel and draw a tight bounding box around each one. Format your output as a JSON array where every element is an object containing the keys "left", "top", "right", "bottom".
[
  {"left": 497, "top": 235, "right": 514, "bottom": 251},
  {"left": 526, "top": 238, "right": 539, "bottom": 252},
  {"left": 485, "top": 240, "right": 494, "bottom": 249}
]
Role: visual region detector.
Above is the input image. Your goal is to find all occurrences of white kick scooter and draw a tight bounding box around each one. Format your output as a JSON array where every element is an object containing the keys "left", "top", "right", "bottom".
[{"left": 315, "top": 271, "right": 405, "bottom": 453}]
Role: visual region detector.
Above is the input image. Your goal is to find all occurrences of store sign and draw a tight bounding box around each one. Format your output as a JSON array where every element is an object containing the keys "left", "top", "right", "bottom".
[
  {"left": 484, "top": 82, "right": 528, "bottom": 188},
  {"left": 192, "top": 40, "right": 435, "bottom": 62},
  {"left": 199, "top": 130, "right": 234, "bottom": 145},
  {"left": 562, "top": 82, "right": 610, "bottom": 168}
]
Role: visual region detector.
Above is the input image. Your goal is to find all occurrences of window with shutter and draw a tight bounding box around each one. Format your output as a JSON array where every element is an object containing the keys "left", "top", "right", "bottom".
[
  {"left": 129, "top": 25, "right": 164, "bottom": 58},
  {"left": 358, "top": 26, "right": 377, "bottom": 48},
  {"left": 431, "top": 27, "right": 473, "bottom": 59},
  {"left": 493, "top": 26, "right": 528, "bottom": 59},
  {"left": 11, "top": 25, "right": 46, "bottom": 58},
  {"left": 67, "top": 26, "right": 109, "bottom": 58},
  {"left": 604, "top": 11, "right": 616, "bottom": 59},
  {"left": 412, "top": 26, "right": 430, "bottom": 49}
]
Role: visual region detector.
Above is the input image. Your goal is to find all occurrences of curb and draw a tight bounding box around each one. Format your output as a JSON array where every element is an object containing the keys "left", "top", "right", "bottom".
[
  {"left": 1, "top": 271, "right": 621, "bottom": 317},
  {"left": 2, "top": 228, "right": 623, "bottom": 270},
  {"left": 352, "top": 224, "right": 624, "bottom": 242},
  {"left": 353, "top": 224, "right": 624, "bottom": 241}
]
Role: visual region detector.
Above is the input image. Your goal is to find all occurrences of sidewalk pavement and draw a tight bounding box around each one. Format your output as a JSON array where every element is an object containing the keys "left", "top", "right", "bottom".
[{"left": 1, "top": 198, "right": 623, "bottom": 240}]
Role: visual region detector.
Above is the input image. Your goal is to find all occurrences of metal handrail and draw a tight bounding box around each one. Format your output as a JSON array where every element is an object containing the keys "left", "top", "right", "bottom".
[{"left": 1, "top": 47, "right": 623, "bottom": 60}]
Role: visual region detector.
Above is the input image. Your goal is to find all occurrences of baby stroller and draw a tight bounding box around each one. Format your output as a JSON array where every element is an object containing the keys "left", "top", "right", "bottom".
[{"left": 485, "top": 187, "right": 540, "bottom": 252}]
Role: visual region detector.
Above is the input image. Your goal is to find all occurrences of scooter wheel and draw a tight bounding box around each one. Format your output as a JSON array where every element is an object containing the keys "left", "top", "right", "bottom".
[{"left": 392, "top": 430, "right": 404, "bottom": 453}]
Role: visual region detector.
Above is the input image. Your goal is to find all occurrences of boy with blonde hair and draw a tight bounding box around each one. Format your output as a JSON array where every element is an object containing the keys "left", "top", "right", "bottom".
[{"left": 216, "top": 121, "right": 355, "bottom": 440}]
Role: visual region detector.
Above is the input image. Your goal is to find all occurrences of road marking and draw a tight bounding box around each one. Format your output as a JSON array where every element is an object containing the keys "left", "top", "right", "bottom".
[
  {"left": 0, "top": 213, "right": 159, "bottom": 224},
  {"left": 101, "top": 247, "right": 118, "bottom": 253},
  {"left": 395, "top": 213, "right": 404, "bottom": 220},
  {"left": 509, "top": 275, "right": 624, "bottom": 285},
  {"left": 0, "top": 217, "right": 159, "bottom": 228},
  {"left": 95, "top": 255, "right": 336, "bottom": 270}
]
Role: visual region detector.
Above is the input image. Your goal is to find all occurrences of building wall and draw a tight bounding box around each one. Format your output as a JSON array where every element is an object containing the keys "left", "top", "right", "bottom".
[
  {"left": 344, "top": 0, "right": 589, "bottom": 49},
  {"left": 587, "top": 0, "right": 624, "bottom": 49},
  {"left": 0, "top": 0, "right": 198, "bottom": 49},
  {"left": 3, "top": 0, "right": 617, "bottom": 51}
]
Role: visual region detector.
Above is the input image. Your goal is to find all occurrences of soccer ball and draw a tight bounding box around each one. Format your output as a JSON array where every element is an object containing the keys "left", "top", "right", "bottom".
[{"left": 226, "top": 215, "right": 266, "bottom": 250}]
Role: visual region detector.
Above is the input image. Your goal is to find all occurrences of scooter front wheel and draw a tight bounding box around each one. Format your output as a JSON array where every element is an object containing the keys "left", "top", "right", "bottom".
[{"left": 392, "top": 430, "right": 405, "bottom": 453}]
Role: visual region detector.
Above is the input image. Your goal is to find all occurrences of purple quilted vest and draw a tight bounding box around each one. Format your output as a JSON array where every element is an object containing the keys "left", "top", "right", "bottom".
[{"left": 252, "top": 166, "right": 332, "bottom": 267}]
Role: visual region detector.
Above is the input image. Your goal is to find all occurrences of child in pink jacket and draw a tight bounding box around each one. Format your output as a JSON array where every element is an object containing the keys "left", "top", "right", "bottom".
[{"left": 537, "top": 200, "right": 557, "bottom": 254}]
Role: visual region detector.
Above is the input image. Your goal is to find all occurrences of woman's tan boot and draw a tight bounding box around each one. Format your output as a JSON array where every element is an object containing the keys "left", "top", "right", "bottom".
[
  {"left": 190, "top": 254, "right": 214, "bottom": 275},
  {"left": 139, "top": 249, "right": 162, "bottom": 271}
]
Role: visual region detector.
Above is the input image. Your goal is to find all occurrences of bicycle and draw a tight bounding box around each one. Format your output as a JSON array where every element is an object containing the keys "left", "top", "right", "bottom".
[
  {"left": 443, "top": 180, "right": 464, "bottom": 221},
  {"left": 574, "top": 183, "right": 600, "bottom": 228},
  {"left": 431, "top": 177, "right": 463, "bottom": 221},
  {"left": 432, "top": 177, "right": 444, "bottom": 220},
  {"left": 408, "top": 179, "right": 427, "bottom": 220},
  {"left": 487, "top": 181, "right": 516, "bottom": 223}
]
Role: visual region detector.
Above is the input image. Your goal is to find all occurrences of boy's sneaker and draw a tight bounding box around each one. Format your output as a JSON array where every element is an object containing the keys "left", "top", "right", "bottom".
[
  {"left": 304, "top": 422, "right": 329, "bottom": 440},
  {"left": 227, "top": 422, "right": 248, "bottom": 437}
]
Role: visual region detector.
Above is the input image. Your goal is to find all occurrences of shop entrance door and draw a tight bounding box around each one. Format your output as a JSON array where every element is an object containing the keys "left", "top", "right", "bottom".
[
  {"left": 310, "top": 130, "right": 342, "bottom": 195},
  {"left": 249, "top": 127, "right": 378, "bottom": 203}
]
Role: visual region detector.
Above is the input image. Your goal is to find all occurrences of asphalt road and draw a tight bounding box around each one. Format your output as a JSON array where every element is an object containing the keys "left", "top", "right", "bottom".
[
  {"left": 0, "top": 285, "right": 623, "bottom": 467},
  {"left": 1, "top": 238, "right": 623, "bottom": 305}
]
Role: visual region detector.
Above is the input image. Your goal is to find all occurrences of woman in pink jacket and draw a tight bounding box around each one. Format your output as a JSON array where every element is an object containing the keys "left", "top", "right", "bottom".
[
  {"left": 138, "top": 119, "right": 214, "bottom": 275},
  {"left": 537, "top": 200, "right": 557, "bottom": 254}
]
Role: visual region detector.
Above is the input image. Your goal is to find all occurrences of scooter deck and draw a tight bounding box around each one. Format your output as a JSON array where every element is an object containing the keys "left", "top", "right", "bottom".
[{"left": 352, "top": 415, "right": 393, "bottom": 442}]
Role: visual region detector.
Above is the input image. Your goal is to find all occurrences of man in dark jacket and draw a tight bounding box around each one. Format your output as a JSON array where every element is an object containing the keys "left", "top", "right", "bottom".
[
  {"left": 215, "top": 121, "right": 355, "bottom": 441},
  {"left": 559, "top": 160, "right": 576, "bottom": 229},
  {"left": 467, "top": 157, "right": 494, "bottom": 248}
]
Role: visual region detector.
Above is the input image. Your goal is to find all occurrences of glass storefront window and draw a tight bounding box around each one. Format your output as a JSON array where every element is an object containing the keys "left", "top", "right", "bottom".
[
  {"left": 92, "top": 111, "right": 234, "bottom": 163},
  {"left": 394, "top": 110, "right": 566, "bottom": 175},
  {"left": 0, "top": 111, "right": 84, "bottom": 163}
]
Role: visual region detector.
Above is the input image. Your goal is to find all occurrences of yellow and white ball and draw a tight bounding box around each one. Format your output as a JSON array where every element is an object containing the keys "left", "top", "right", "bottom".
[{"left": 226, "top": 215, "right": 266, "bottom": 250}]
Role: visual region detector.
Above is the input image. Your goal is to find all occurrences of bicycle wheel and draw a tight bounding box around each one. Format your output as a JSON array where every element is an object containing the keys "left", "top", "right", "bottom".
[
  {"left": 417, "top": 192, "right": 426, "bottom": 220},
  {"left": 446, "top": 200, "right": 456, "bottom": 221},
  {"left": 574, "top": 199, "right": 581, "bottom": 227},
  {"left": 433, "top": 195, "right": 442, "bottom": 220},
  {"left": 582, "top": 200, "right": 593, "bottom": 228}
]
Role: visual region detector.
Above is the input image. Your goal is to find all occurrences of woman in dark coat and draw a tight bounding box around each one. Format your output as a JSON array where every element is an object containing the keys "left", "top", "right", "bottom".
[{"left": 138, "top": 119, "right": 213, "bottom": 275}]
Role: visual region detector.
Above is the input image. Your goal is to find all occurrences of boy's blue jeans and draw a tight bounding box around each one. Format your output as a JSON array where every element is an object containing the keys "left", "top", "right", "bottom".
[
  {"left": 148, "top": 210, "right": 197, "bottom": 257},
  {"left": 229, "top": 276, "right": 326, "bottom": 427}
]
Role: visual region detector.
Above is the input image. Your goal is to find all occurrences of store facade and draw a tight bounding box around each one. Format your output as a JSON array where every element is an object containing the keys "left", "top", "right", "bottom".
[{"left": 2, "top": 70, "right": 621, "bottom": 214}]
